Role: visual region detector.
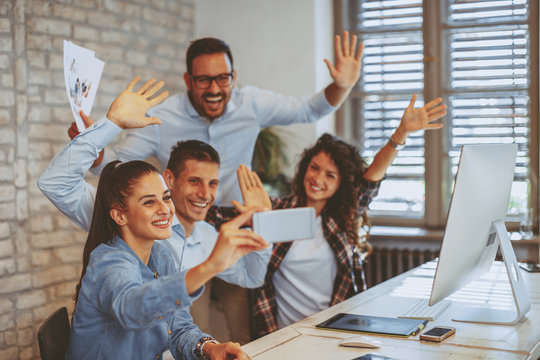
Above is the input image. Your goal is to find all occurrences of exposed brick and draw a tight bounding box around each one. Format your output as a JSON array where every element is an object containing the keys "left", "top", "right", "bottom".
[
  {"left": 0, "top": 203, "right": 15, "bottom": 220},
  {"left": 0, "top": 90, "right": 15, "bottom": 106},
  {"left": 0, "top": 185, "right": 16, "bottom": 203},
  {"left": 15, "top": 58, "right": 27, "bottom": 92},
  {"left": 54, "top": 245, "right": 82, "bottom": 263},
  {"left": 0, "top": 274, "right": 32, "bottom": 294},
  {"left": 0, "top": 36, "right": 12, "bottom": 52},
  {"left": 43, "top": 89, "right": 68, "bottom": 105},
  {"left": 49, "top": 53, "right": 63, "bottom": 70},
  {"left": 28, "top": 18, "right": 71, "bottom": 37},
  {"left": 25, "top": 1, "right": 52, "bottom": 16},
  {"left": 18, "top": 346, "right": 33, "bottom": 360},
  {"left": 0, "top": 222, "right": 9, "bottom": 239},
  {"left": 17, "top": 327, "right": 34, "bottom": 346},
  {"left": 0, "top": 299, "right": 13, "bottom": 315},
  {"left": 0, "top": 346, "right": 17, "bottom": 359},
  {"left": 16, "top": 290, "right": 47, "bottom": 310},
  {"left": 73, "top": 25, "right": 100, "bottom": 41},
  {"left": 32, "top": 264, "right": 78, "bottom": 287},
  {"left": 14, "top": 24, "right": 25, "bottom": 56},
  {"left": 28, "top": 124, "right": 69, "bottom": 141},
  {"left": 0, "top": 313, "right": 14, "bottom": 332},
  {"left": 16, "top": 189, "right": 28, "bottom": 221},
  {"left": 0, "top": 258, "right": 16, "bottom": 276},
  {"left": 0, "top": 1, "right": 10, "bottom": 16},
  {"left": 0, "top": 240, "right": 14, "bottom": 258},
  {"left": 0, "top": 166, "right": 14, "bottom": 182},
  {"left": 0, "top": 128, "right": 15, "bottom": 145},
  {"left": 16, "top": 94, "right": 27, "bottom": 127},
  {"left": 52, "top": 3, "right": 86, "bottom": 22},
  {"left": 0, "top": 54, "right": 9, "bottom": 68},
  {"left": 1, "top": 72, "right": 13, "bottom": 88},
  {"left": 32, "top": 250, "right": 52, "bottom": 267},
  {"left": 15, "top": 311, "right": 33, "bottom": 329},
  {"left": 4, "top": 329, "right": 15, "bottom": 345},
  {"left": 31, "top": 230, "right": 75, "bottom": 249},
  {"left": 55, "top": 281, "right": 76, "bottom": 298},
  {"left": 0, "top": 109, "right": 9, "bottom": 125},
  {"left": 26, "top": 34, "right": 52, "bottom": 50},
  {"left": 27, "top": 69, "right": 51, "bottom": 85}
]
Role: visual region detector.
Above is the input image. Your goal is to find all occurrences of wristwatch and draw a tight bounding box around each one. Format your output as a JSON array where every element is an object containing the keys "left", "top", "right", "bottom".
[{"left": 388, "top": 135, "right": 405, "bottom": 151}]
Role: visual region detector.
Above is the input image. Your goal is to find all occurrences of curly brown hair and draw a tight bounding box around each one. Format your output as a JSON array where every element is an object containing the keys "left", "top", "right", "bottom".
[{"left": 291, "top": 133, "right": 368, "bottom": 246}]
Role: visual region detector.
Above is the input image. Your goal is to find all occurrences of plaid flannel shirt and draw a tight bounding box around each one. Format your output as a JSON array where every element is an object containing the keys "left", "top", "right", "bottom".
[{"left": 206, "top": 177, "right": 381, "bottom": 338}]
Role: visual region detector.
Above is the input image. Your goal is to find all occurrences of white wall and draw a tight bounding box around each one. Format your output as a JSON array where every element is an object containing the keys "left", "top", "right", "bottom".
[{"left": 195, "top": 0, "right": 334, "bottom": 177}]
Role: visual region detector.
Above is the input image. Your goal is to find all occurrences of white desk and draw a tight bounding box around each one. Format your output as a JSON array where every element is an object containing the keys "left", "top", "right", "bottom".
[{"left": 243, "top": 261, "right": 540, "bottom": 360}]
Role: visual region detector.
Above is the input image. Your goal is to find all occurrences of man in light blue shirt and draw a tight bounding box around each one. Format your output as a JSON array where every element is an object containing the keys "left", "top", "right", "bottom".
[{"left": 79, "top": 33, "right": 364, "bottom": 207}]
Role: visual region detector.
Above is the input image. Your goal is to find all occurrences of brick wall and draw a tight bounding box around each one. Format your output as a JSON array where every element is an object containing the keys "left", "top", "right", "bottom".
[{"left": 0, "top": 1, "right": 194, "bottom": 358}]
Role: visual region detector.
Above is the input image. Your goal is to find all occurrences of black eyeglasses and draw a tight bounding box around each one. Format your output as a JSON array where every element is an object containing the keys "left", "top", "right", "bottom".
[{"left": 189, "top": 72, "right": 234, "bottom": 89}]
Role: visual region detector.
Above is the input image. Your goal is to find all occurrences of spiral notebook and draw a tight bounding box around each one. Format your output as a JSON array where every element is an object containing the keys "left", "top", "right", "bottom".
[{"left": 316, "top": 313, "right": 428, "bottom": 337}]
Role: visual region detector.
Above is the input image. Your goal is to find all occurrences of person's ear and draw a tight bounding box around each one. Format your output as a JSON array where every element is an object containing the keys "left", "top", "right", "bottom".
[
  {"left": 183, "top": 72, "right": 192, "bottom": 91},
  {"left": 232, "top": 69, "right": 237, "bottom": 87},
  {"left": 163, "top": 169, "right": 175, "bottom": 189},
  {"left": 110, "top": 208, "right": 127, "bottom": 226}
]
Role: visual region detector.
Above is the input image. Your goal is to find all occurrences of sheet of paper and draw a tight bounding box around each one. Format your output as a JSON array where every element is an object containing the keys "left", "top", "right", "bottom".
[{"left": 63, "top": 40, "right": 105, "bottom": 132}]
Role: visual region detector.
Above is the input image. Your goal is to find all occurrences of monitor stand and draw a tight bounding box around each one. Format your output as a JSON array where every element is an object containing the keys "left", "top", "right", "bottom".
[{"left": 452, "top": 219, "right": 531, "bottom": 325}]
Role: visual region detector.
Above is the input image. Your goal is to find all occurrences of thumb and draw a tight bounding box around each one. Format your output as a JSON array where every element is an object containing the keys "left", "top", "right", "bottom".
[
  {"left": 231, "top": 200, "right": 247, "bottom": 213},
  {"left": 146, "top": 116, "right": 162, "bottom": 126},
  {"left": 324, "top": 59, "right": 337, "bottom": 78},
  {"left": 408, "top": 94, "right": 417, "bottom": 109},
  {"left": 79, "top": 111, "right": 94, "bottom": 128},
  {"left": 223, "top": 208, "right": 256, "bottom": 230}
]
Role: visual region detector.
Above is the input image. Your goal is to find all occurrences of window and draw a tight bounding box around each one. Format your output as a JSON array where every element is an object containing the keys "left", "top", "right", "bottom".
[{"left": 335, "top": 0, "right": 539, "bottom": 228}]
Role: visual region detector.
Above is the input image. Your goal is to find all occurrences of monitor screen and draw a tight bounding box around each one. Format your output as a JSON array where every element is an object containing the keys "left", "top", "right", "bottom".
[{"left": 429, "top": 144, "right": 517, "bottom": 306}]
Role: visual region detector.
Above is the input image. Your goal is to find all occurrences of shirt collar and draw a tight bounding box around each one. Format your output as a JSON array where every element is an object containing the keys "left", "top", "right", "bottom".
[{"left": 171, "top": 214, "right": 202, "bottom": 245}]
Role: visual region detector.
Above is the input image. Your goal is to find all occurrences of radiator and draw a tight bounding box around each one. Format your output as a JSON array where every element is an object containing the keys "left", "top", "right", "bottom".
[{"left": 363, "top": 247, "right": 440, "bottom": 289}]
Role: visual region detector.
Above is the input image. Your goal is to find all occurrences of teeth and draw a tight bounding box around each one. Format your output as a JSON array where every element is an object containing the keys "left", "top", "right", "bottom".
[
  {"left": 152, "top": 220, "right": 169, "bottom": 226},
  {"left": 191, "top": 201, "right": 208, "bottom": 208},
  {"left": 205, "top": 95, "right": 223, "bottom": 102}
]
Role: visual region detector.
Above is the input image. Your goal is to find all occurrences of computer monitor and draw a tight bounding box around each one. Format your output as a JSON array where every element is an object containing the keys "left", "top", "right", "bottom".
[{"left": 429, "top": 143, "right": 530, "bottom": 325}]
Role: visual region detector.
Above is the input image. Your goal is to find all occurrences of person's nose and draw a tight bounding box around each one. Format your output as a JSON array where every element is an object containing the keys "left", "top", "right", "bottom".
[
  {"left": 207, "top": 77, "right": 221, "bottom": 93},
  {"left": 156, "top": 199, "right": 170, "bottom": 215},
  {"left": 197, "top": 184, "right": 210, "bottom": 200}
]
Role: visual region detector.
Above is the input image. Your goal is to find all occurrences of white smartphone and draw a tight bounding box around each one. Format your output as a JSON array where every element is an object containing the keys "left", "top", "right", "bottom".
[{"left": 252, "top": 207, "right": 316, "bottom": 243}]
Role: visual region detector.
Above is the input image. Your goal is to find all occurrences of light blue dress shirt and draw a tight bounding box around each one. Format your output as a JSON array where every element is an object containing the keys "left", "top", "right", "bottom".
[
  {"left": 66, "top": 236, "right": 206, "bottom": 360},
  {"left": 91, "top": 85, "right": 337, "bottom": 205},
  {"left": 37, "top": 118, "right": 270, "bottom": 288}
]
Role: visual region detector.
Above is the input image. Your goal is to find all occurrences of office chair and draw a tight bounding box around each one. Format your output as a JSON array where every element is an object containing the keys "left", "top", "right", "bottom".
[{"left": 37, "top": 307, "right": 70, "bottom": 360}]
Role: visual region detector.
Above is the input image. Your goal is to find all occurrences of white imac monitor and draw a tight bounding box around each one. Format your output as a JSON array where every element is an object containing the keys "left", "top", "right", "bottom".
[{"left": 429, "top": 143, "right": 530, "bottom": 325}]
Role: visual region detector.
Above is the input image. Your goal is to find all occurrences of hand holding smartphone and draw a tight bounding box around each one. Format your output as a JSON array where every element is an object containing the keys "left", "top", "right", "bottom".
[{"left": 419, "top": 326, "right": 455, "bottom": 342}]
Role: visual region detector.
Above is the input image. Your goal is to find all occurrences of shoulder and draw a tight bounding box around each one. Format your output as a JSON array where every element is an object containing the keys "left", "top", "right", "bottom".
[
  {"left": 147, "top": 93, "right": 187, "bottom": 116},
  {"left": 194, "top": 221, "right": 218, "bottom": 239}
]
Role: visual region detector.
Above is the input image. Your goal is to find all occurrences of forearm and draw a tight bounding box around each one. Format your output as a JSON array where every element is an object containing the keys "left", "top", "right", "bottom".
[
  {"left": 324, "top": 82, "right": 353, "bottom": 107},
  {"left": 217, "top": 246, "right": 271, "bottom": 288}
]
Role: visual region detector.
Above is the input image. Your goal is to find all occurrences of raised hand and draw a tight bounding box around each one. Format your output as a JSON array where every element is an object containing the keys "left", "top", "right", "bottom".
[
  {"left": 397, "top": 94, "right": 446, "bottom": 138},
  {"left": 232, "top": 164, "right": 272, "bottom": 213},
  {"left": 106, "top": 76, "right": 169, "bottom": 129},
  {"left": 324, "top": 30, "right": 364, "bottom": 90}
]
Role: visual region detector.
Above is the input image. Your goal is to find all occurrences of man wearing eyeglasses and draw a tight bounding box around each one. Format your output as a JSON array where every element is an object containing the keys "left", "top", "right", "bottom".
[
  {"left": 67, "top": 33, "right": 363, "bottom": 344},
  {"left": 80, "top": 32, "right": 363, "bottom": 208}
]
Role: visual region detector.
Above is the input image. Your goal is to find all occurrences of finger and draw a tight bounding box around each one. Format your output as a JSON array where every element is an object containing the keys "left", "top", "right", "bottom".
[
  {"left": 145, "top": 116, "right": 162, "bottom": 126},
  {"left": 231, "top": 200, "right": 247, "bottom": 213},
  {"left": 224, "top": 208, "right": 257, "bottom": 229},
  {"left": 237, "top": 165, "right": 250, "bottom": 191},
  {"left": 408, "top": 94, "right": 418, "bottom": 109},
  {"left": 342, "top": 30, "right": 350, "bottom": 57},
  {"left": 424, "top": 97, "right": 443, "bottom": 110},
  {"left": 350, "top": 34, "right": 358, "bottom": 57},
  {"left": 79, "top": 110, "right": 94, "bottom": 128},
  {"left": 426, "top": 123, "right": 444, "bottom": 130},
  {"left": 253, "top": 171, "right": 264, "bottom": 189},
  {"left": 355, "top": 42, "right": 365, "bottom": 62},
  {"left": 125, "top": 76, "right": 140, "bottom": 91},
  {"left": 245, "top": 168, "right": 258, "bottom": 189},
  {"left": 67, "top": 122, "right": 79, "bottom": 139},
  {"left": 427, "top": 105, "right": 447, "bottom": 117},
  {"left": 427, "top": 110, "right": 447, "bottom": 121},
  {"left": 324, "top": 59, "right": 337, "bottom": 79},
  {"left": 148, "top": 90, "right": 169, "bottom": 107},
  {"left": 334, "top": 34, "right": 343, "bottom": 59},
  {"left": 144, "top": 80, "right": 165, "bottom": 98},
  {"left": 136, "top": 78, "right": 157, "bottom": 95}
]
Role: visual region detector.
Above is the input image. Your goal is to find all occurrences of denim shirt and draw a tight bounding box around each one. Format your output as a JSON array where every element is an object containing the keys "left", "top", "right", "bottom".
[
  {"left": 37, "top": 118, "right": 270, "bottom": 288},
  {"left": 66, "top": 236, "right": 207, "bottom": 360}
]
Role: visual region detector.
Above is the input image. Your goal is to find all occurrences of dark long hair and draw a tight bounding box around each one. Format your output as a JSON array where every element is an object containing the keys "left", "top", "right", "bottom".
[
  {"left": 74, "top": 160, "right": 160, "bottom": 302},
  {"left": 291, "top": 133, "right": 368, "bottom": 245}
]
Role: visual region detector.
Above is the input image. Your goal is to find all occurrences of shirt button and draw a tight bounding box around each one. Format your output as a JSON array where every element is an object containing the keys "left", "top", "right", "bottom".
[
  {"left": 157, "top": 316, "right": 163, "bottom": 320},
  {"left": 156, "top": 354, "right": 161, "bottom": 359},
  {"left": 168, "top": 329, "right": 171, "bottom": 335},
  {"left": 175, "top": 299, "right": 181, "bottom": 306}
]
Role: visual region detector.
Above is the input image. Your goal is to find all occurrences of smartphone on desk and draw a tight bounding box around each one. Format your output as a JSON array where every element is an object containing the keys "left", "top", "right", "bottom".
[
  {"left": 253, "top": 207, "right": 315, "bottom": 243},
  {"left": 419, "top": 326, "right": 455, "bottom": 342}
]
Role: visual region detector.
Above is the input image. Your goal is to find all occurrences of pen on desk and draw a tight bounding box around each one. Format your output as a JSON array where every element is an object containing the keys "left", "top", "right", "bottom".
[{"left": 411, "top": 320, "right": 429, "bottom": 336}]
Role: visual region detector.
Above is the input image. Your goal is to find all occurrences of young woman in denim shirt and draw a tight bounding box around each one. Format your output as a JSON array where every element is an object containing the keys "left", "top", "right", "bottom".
[{"left": 66, "top": 160, "right": 267, "bottom": 360}]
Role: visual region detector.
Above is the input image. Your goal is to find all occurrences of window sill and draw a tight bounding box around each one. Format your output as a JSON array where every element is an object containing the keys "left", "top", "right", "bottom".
[{"left": 368, "top": 226, "right": 540, "bottom": 263}]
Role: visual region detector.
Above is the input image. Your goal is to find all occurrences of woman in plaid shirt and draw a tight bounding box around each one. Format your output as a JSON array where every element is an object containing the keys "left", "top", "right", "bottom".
[{"left": 208, "top": 94, "right": 446, "bottom": 338}]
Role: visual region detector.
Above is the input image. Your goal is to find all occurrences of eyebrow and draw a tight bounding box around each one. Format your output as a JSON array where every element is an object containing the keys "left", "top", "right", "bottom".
[{"left": 138, "top": 189, "right": 170, "bottom": 202}]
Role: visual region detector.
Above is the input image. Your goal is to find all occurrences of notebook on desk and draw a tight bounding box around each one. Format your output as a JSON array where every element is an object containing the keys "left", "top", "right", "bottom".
[{"left": 316, "top": 313, "right": 428, "bottom": 337}]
